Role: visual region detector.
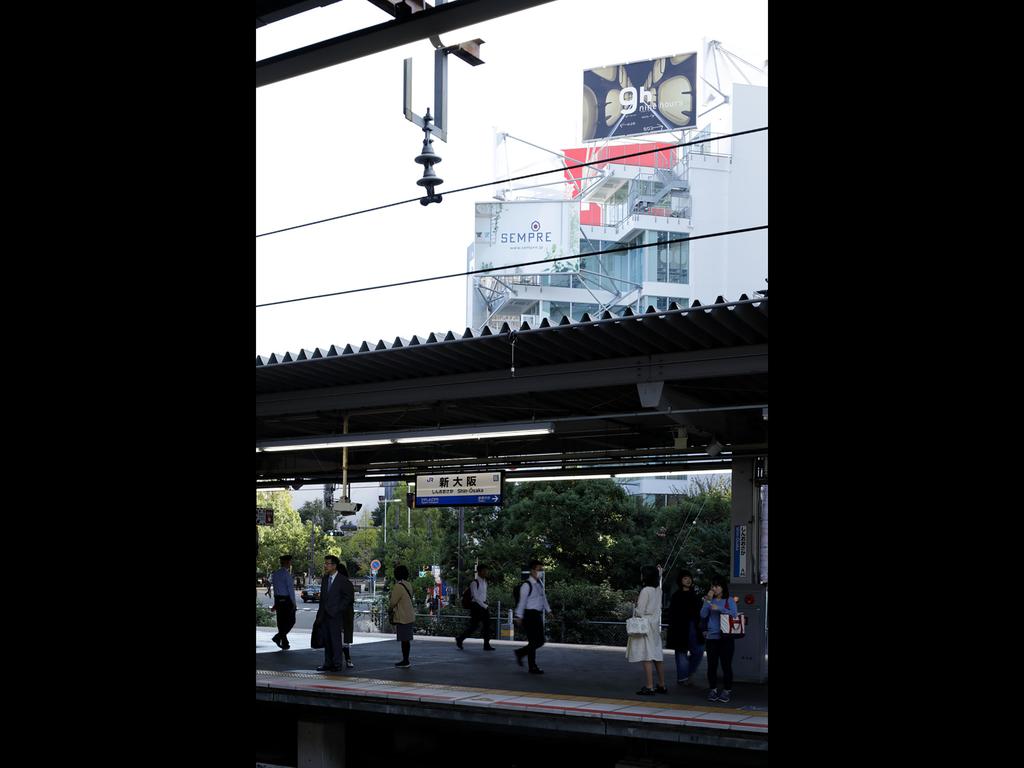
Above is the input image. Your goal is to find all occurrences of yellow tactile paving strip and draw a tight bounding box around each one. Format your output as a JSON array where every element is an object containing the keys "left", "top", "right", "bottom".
[{"left": 256, "top": 669, "right": 768, "bottom": 733}]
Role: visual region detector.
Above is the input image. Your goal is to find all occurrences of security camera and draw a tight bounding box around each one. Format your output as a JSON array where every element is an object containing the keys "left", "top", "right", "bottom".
[{"left": 332, "top": 498, "right": 363, "bottom": 516}]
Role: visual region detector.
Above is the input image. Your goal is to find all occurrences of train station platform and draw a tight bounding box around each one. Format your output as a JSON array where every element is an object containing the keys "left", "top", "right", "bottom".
[{"left": 256, "top": 627, "right": 768, "bottom": 765}]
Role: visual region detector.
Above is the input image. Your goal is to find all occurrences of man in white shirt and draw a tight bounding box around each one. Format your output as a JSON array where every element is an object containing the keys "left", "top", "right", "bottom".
[
  {"left": 514, "top": 559, "right": 555, "bottom": 673},
  {"left": 456, "top": 565, "right": 495, "bottom": 651}
]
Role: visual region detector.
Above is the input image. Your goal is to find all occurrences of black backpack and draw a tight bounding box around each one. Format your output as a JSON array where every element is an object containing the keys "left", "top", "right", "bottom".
[
  {"left": 512, "top": 580, "right": 533, "bottom": 610},
  {"left": 461, "top": 579, "right": 479, "bottom": 609}
]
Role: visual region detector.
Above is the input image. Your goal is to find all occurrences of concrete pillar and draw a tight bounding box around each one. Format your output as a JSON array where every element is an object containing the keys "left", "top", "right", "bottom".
[
  {"left": 298, "top": 720, "right": 346, "bottom": 768},
  {"left": 729, "top": 457, "right": 768, "bottom": 683}
]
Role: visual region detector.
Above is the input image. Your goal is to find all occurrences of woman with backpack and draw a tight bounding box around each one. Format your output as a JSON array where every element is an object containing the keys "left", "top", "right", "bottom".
[
  {"left": 626, "top": 564, "right": 667, "bottom": 696},
  {"left": 389, "top": 564, "right": 415, "bottom": 668},
  {"left": 700, "top": 574, "right": 740, "bottom": 703}
]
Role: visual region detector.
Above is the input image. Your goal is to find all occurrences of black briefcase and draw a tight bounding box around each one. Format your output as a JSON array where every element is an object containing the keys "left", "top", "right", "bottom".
[{"left": 311, "top": 617, "right": 325, "bottom": 649}]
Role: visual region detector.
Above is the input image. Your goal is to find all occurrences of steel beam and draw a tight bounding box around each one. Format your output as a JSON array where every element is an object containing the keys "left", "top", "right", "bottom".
[
  {"left": 256, "top": 346, "right": 768, "bottom": 416},
  {"left": 257, "top": 0, "right": 556, "bottom": 87}
]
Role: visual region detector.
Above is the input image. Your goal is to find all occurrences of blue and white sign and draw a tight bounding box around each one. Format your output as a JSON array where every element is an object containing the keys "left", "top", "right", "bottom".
[
  {"left": 733, "top": 524, "right": 748, "bottom": 579},
  {"left": 370, "top": 559, "right": 381, "bottom": 572},
  {"left": 759, "top": 486, "right": 768, "bottom": 584},
  {"left": 415, "top": 473, "right": 503, "bottom": 507}
]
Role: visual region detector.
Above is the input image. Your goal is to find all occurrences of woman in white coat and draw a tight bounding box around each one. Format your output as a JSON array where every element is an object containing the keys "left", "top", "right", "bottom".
[{"left": 626, "top": 564, "right": 667, "bottom": 695}]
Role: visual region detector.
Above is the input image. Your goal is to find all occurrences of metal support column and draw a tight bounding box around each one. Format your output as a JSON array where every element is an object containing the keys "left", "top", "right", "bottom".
[{"left": 297, "top": 720, "right": 346, "bottom": 768}]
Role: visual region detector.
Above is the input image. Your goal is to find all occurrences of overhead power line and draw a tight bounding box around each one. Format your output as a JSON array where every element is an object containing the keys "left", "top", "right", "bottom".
[
  {"left": 256, "top": 127, "right": 767, "bottom": 238},
  {"left": 255, "top": 225, "right": 767, "bottom": 309}
]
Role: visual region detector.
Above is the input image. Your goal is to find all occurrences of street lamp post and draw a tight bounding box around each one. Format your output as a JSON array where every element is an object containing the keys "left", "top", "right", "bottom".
[{"left": 382, "top": 498, "right": 402, "bottom": 544}]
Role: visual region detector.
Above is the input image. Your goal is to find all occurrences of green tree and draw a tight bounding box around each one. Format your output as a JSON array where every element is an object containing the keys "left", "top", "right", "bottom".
[
  {"left": 462, "top": 480, "right": 635, "bottom": 587},
  {"left": 335, "top": 527, "right": 378, "bottom": 577},
  {"left": 257, "top": 491, "right": 341, "bottom": 584},
  {"left": 298, "top": 498, "right": 335, "bottom": 531},
  {"left": 256, "top": 490, "right": 300, "bottom": 577}
]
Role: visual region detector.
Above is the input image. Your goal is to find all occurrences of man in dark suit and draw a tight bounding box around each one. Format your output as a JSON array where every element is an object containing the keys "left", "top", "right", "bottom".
[{"left": 316, "top": 555, "right": 355, "bottom": 672}]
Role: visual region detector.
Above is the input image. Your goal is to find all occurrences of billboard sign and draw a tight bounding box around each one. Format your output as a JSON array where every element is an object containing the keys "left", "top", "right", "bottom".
[
  {"left": 583, "top": 53, "right": 697, "bottom": 141},
  {"left": 415, "top": 472, "right": 503, "bottom": 507},
  {"left": 473, "top": 201, "right": 580, "bottom": 273}
]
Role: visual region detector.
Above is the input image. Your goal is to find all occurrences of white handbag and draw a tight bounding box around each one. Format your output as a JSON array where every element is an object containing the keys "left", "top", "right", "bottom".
[
  {"left": 626, "top": 606, "right": 650, "bottom": 636},
  {"left": 720, "top": 612, "right": 746, "bottom": 638}
]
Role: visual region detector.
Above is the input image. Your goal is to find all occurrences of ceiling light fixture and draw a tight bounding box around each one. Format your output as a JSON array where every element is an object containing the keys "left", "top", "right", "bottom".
[
  {"left": 257, "top": 422, "right": 553, "bottom": 454},
  {"left": 507, "top": 474, "right": 612, "bottom": 482}
]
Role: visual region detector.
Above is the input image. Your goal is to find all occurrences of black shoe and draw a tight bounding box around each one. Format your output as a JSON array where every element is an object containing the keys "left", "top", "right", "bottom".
[
  {"left": 281, "top": 640, "right": 290, "bottom": 649},
  {"left": 272, "top": 635, "right": 282, "bottom": 649},
  {"left": 529, "top": 667, "right": 544, "bottom": 674},
  {"left": 316, "top": 665, "right": 338, "bottom": 672},
  {"left": 395, "top": 660, "right": 411, "bottom": 668},
  {"left": 655, "top": 685, "right": 668, "bottom": 694},
  {"left": 483, "top": 645, "right": 496, "bottom": 651},
  {"left": 636, "top": 687, "right": 655, "bottom": 696},
  {"left": 455, "top": 637, "right": 464, "bottom": 650},
  {"left": 514, "top": 650, "right": 524, "bottom": 667}
]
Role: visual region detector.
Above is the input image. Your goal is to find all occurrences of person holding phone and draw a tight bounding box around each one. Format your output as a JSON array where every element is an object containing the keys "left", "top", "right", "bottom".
[{"left": 700, "top": 575, "right": 739, "bottom": 703}]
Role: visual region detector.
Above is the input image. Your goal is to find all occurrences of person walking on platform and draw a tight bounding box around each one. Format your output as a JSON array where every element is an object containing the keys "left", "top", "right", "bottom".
[
  {"left": 389, "top": 565, "right": 415, "bottom": 668},
  {"left": 514, "top": 560, "right": 555, "bottom": 674},
  {"left": 627, "top": 564, "right": 667, "bottom": 695},
  {"left": 666, "top": 569, "right": 704, "bottom": 685},
  {"left": 701, "top": 575, "right": 739, "bottom": 703},
  {"left": 315, "top": 555, "right": 354, "bottom": 672},
  {"left": 456, "top": 564, "right": 495, "bottom": 651},
  {"left": 269, "top": 556, "right": 296, "bottom": 649}
]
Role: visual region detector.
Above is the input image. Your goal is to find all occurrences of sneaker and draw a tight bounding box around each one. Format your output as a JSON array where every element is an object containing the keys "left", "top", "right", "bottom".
[
  {"left": 272, "top": 635, "right": 282, "bottom": 649},
  {"left": 528, "top": 667, "right": 544, "bottom": 674},
  {"left": 677, "top": 677, "right": 689, "bottom": 685},
  {"left": 636, "top": 687, "right": 655, "bottom": 696},
  {"left": 395, "top": 660, "right": 411, "bottom": 668},
  {"left": 655, "top": 685, "right": 668, "bottom": 694},
  {"left": 707, "top": 688, "right": 720, "bottom": 702},
  {"left": 718, "top": 689, "right": 731, "bottom": 703},
  {"left": 455, "top": 637, "right": 464, "bottom": 650},
  {"left": 346, "top": 660, "right": 354, "bottom": 668}
]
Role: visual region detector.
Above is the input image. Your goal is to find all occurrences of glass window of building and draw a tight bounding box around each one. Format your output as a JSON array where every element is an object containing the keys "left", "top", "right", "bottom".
[
  {"left": 572, "top": 302, "right": 600, "bottom": 320},
  {"left": 656, "top": 232, "right": 670, "bottom": 281},
  {"left": 655, "top": 235, "right": 689, "bottom": 283},
  {"left": 548, "top": 301, "right": 571, "bottom": 322}
]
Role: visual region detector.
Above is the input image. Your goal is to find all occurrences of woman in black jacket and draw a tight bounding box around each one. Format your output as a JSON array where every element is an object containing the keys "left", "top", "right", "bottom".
[{"left": 665, "top": 570, "right": 705, "bottom": 685}]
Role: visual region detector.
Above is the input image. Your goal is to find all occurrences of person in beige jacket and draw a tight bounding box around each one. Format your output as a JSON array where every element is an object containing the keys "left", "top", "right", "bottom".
[
  {"left": 626, "top": 564, "right": 667, "bottom": 695},
  {"left": 389, "top": 565, "right": 415, "bottom": 668}
]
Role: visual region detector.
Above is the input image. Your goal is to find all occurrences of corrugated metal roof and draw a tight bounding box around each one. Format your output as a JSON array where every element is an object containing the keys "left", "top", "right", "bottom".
[{"left": 256, "top": 296, "right": 767, "bottom": 394}]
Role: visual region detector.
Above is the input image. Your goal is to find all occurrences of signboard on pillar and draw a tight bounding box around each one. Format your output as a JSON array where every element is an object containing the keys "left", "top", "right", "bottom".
[
  {"left": 414, "top": 473, "right": 503, "bottom": 507},
  {"left": 733, "top": 524, "right": 748, "bottom": 579},
  {"left": 759, "top": 486, "right": 768, "bottom": 584}
]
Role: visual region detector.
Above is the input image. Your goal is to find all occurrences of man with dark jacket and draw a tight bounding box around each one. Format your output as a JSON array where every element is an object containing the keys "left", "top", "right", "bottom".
[
  {"left": 269, "top": 555, "right": 297, "bottom": 649},
  {"left": 315, "top": 555, "right": 355, "bottom": 672},
  {"left": 666, "top": 570, "right": 705, "bottom": 685}
]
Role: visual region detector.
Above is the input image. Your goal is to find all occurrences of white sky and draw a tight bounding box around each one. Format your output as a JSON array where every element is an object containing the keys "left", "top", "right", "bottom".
[{"left": 256, "top": 0, "right": 767, "bottom": 510}]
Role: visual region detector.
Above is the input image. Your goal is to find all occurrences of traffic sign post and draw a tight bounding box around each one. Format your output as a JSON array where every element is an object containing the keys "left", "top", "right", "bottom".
[{"left": 370, "top": 558, "right": 381, "bottom": 598}]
